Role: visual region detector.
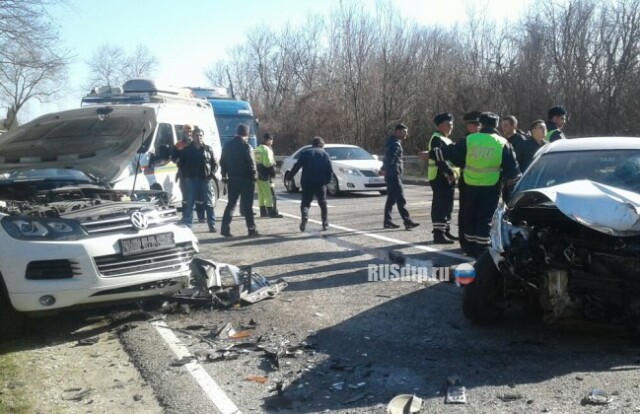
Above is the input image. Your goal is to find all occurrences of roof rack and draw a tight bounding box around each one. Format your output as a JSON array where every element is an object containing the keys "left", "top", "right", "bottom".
[{"left": 81, "top": 79, "right": 210, "bottom": 107}]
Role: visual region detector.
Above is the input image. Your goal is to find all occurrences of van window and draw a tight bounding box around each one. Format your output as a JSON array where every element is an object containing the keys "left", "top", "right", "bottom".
[{"left": 154, "top": 123, "right": 175, "bottom": 162}]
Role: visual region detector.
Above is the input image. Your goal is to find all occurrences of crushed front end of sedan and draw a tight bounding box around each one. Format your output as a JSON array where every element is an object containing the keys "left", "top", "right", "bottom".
[
  {"left": 0, "top": 106, "right": 198, "bottom": 336},
  {"left": 463, "top": 138, "right": 640, "bottom": 329}
]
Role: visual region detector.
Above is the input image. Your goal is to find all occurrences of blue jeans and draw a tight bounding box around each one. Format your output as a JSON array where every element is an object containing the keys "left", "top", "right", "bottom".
[{"left": 182, "top": 178, "right": 215, "bottom": 229}]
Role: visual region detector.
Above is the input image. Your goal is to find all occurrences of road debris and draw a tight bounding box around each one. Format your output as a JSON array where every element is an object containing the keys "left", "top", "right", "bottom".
[
  {"left": 247, "top": 375, "right": 269, "bottom": 384},
  {"left": 75, "top": 337, "right": 99, "bottom": 346},
  {"left": 62, "top": 388, "right": 92, "bottom": 401},
  {"left": 170, "top": 356, "right": 195, "bottom": 367},
  {"left": 174, "top": 258, "right": 288, "bottom": 308},
  {"left": 445, "top": 376, "right": 466, "bottom": 404},
  {"left": 387, "top": 394, "right": 423, "bottom": 414},
  {"left": 581, "top": 389, "right": 613, "bottom": 405},
  {"left": 498, "top": 392, "right": 524, "bottom": 402}
]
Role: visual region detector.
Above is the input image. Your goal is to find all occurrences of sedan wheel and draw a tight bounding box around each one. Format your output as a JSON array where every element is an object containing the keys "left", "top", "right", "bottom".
[
  {"left": 327, "top": 174, "right": 340, "bottom": 196},
  {"left": 284, "top": 172, "right": 298, "bottom": 193}
]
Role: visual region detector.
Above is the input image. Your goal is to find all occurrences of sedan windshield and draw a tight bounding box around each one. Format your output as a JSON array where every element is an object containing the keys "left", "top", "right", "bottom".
[
  {"left": 514, "top": 150, "right": 640, "bottom": 195},
  {"left": 325, "top": 147, "right": 373, "bottom": 161}
]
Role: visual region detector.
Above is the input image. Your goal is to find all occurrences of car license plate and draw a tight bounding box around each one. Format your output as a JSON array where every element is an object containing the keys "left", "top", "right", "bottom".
[
  {"left": 369, "top": 177, "right": 384, "bottom": 184},
  {"left": 119, "top": 232, "right": 175, "bottom": 256}
]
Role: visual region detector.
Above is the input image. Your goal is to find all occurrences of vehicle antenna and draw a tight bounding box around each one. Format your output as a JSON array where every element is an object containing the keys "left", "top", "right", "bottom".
[{"left": 226, "top": 67, "right": 236, "bottom": 99}]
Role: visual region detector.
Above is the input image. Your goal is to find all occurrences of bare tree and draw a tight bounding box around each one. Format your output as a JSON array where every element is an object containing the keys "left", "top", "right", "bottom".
[
  {"left": 0, "top": 44, "right": 68, "bottom": 129},
  {"left": 86, "top": 44, "right": 158, "bottom": 89}
]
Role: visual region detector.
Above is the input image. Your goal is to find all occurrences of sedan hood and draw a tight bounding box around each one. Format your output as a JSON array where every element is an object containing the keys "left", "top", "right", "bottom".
[
  {"left": 511, "top": 179, "right": 640, "bottom": 236},
  {"left": 0, "top": 106, "right": 156, "bottom": 183}
]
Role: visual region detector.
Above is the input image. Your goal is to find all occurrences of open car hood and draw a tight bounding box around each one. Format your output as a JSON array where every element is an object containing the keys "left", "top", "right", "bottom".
[
  {"left": 511, "top": 179, "right": 640, "bottom": 236},
  {"left": 0, "top": 106, "right": 156, "bottom": 183}
]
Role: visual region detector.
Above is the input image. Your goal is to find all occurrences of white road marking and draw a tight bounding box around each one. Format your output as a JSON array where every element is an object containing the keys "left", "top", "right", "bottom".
[
  {"left": 218, "top": 196, "right": 469, "bottom": 261},
  {"left": 152, "top": 321, "right": 241, "bottom": 414},
  {"left": 276, "top": 195, "right": 335, "bottom": 208}
]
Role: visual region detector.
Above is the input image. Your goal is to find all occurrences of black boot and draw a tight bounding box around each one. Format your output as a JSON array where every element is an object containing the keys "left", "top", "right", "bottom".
[
  {"left": 260, "top": 206, "right": 268, "bottom": 217},
  {"left": 268, "top": 207, "right": 283, "bottom": 218},
  {"left": 444, "top": 230, "right": 459, "bottom": 241},
  {"left": 433, "top": 231, "right": 454, "bottom": 244}
]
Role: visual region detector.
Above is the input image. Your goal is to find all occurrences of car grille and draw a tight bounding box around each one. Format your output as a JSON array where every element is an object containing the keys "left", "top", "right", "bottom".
[
  {"left": 26, "top": 260, "right": 80, "bottom": 280},
  {"left": 82, "top": 207, "right": 179, "bottom": 234},
  {"left": 359, "top": 170, "right": 379, "bottom": 177},
  {"left": 93, "top": 242, "right": 195, "bottom": 277}
]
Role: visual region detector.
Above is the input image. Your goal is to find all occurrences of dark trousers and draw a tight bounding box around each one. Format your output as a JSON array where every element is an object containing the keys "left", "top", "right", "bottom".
[
  {"left": 429, "top": 175, "right": 455, "bottom": 234},
  {"left": 179, "top": 178, "right": 205, "bottom": 219},
  {"left": 384, "top": 175, "right": 410, "bottom": 224},
  {"left": 458, "top": 179, "right": 469, "bottom": 251},
  {"left": 182, "top": 178, "right": 215, "bottom": 229},
  {"left": 221, "top": 177, "right": 256, "bottom": 233},
  {"left": 301, "top": 185, "right": 328, "bottom": 223},
  {"left": 460, "top": 184, "right": 500, "bottom": 250}
]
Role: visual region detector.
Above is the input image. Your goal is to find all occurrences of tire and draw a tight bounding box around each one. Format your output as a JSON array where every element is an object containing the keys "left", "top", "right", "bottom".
[
  {"left": 462, "top": 251, "right": 505, "bottom": 324},
  {"left": 379, "top": 190, "right": 388, "bottom": 195},
  {"left": 327, "top": 174, "right": 340, "bottom": 197},
  {"left": 0, "top": 276, "right": 26, "bottom": 341},
  {"left": 284, "top": 172, "right": 298, "bottom": 193}
]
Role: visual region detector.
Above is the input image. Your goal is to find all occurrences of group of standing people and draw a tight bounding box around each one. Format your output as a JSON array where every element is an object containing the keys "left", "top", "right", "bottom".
[
  {"left": 173, "top": 123, "right": 284, "bottom": 237},
  {"left": 379, "top": 105, "right": 568, "bottom": 259}
]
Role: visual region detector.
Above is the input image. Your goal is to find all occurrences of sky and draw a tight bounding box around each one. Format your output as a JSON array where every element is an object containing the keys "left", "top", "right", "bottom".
[{"left": 24, "top": 0, "right": 525, "bottom": 121}]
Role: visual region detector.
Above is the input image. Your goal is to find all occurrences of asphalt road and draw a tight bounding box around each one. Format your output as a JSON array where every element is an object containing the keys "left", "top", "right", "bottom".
[{"left": 113, "top": 181, "right": 640, "bottom": 414}]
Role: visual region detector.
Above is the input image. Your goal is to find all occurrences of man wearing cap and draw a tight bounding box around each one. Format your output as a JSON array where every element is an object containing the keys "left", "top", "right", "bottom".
[
  {"left": 431, "top": 112, "right": 520, "bottom": 258},
  {"left": 254, "top": 133, "right": 283, "bottom": 218},
  {"left": 457, "top": 111, "right": 482, "bottom": 253},
  {"left": 426, "top": 112, "right": 457, "bottom": 244},
  {"left": 220, "top": 124, "right": 259, "bottom": 237},
  {"left": 545, "top": 105, "right": 568, "bottom": 142}
]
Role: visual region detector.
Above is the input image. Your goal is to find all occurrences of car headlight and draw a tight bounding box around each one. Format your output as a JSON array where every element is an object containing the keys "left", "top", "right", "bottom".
[
  {"left": 1, "top": 216, "right": 88, "bottom": 241},
  {"left": 338, "top": 167, "right": 361, "bottom": 176},
  {"left": 490, "top": 205, "right": 506, "bottom": 253}
]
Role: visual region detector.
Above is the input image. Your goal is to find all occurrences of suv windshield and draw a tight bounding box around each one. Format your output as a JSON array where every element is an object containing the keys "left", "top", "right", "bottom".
[
  {"left": 325, "top": 147, "right": 373, "bottom": 161},
  {"left": 514, "top": 149, "right": 640, "bottom": 195}
]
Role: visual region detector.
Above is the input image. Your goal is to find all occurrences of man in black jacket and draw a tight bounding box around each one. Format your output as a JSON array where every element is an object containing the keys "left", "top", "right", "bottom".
[
  {"left": 545, "top": 105, "right": 568, "bottom": 142},
  {"left": 382, "top": 123, "right": 419, "bottom": 230},
  {"left": 220, "top": 124, "right": 258, "bottom": 237},
  {"left": 290, "top": 136, "right": 333, "bottom": 231},
  {"left": 177, "top": 126, "right": 218, "bottom": 232}
]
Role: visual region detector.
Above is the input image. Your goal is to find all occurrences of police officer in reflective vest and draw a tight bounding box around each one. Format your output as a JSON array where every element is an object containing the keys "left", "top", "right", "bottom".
[
  {"left": 431, "top": 112, "right": 520, "bottom": 258},
  {"left": 545, "top": 105, "right": 568, "bottom": 142},
  {"left": 427, "top": 112, "right": 458, "bottom": 244},
  {"left": 254, "top": 133, "right": 283, "bottom": 218}
]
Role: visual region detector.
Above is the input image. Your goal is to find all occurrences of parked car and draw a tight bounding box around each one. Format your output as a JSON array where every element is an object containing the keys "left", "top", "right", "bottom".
[
  {"left": 463, "top": 137, "right": 640, "bottom": 328},
  {"left": 0, "top": 106, "right": 198, "bottom": 337},
  {"left": 281, "top": 144, "right": 386, "bottom": 196}
]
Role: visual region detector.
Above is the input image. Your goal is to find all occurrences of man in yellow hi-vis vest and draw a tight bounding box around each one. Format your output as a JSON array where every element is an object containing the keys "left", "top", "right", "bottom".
[
  {"left": 426, "top": 112, "right": 458, "bottom": 244},
  {"left": 254, "top": 133, "right": 283, "bottom": 218},
  {"left": 430, "top": 112, "right": 520, "bottom": 258}
]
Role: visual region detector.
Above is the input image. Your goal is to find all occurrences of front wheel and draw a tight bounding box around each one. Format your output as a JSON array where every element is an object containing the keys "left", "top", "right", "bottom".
[
  {"left": 462, "top": 251, "right": 505, "bottom": 324},
  {"left": 327, "top": 174, "right": 340, "bottom": 197},
  {"left": 0, "top": 277, "right": 26, "bottom": 340}
]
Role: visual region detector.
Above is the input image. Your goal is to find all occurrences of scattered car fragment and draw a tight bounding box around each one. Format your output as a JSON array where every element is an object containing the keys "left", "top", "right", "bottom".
[{"left": 463, "top": 138, "right": 640, "bottom": 328}]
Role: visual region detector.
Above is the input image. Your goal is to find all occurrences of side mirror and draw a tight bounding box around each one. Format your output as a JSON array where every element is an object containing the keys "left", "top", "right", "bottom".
[{"left": 372, "top": 154, "right": 379, "bottom": 161}]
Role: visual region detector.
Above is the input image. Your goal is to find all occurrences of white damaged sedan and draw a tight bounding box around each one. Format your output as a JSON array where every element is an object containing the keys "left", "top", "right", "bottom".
[
  {"left": 281, "top": 144, "right": 386, "bottom": 196},
  {"left": 0, "top": 106, "right": 197, "bottom": 336}
]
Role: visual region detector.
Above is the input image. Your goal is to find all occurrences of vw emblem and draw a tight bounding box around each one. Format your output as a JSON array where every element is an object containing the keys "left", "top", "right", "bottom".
[{"left": 130, "top": 211, "right": 148, "bottom": 230}]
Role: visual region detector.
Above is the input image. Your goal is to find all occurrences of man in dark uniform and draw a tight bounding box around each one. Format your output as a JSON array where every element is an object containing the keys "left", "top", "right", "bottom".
[
  {"left": 382, "top": 124, "right": 420, "bottom": 230},
  {"left": 177, "top": 127, "right": 218, "bottom": 232},
  {"left": 290, "top": 136, "right": 333, "bottom": 231},
  {"left": 426, "top": 112, "right": 457, "bottom": 244},
  {"left": 545, "top": 105, "right": 568, "bottom": 142},
  {"left": 515, "top": 119, "right": 548, "bottom": 172},
  {"left": 220, "top": 124, "right": 259, "bottom": 237},
  {"left": 431, "top": 112, "right": 520, "bottom": 258}
]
